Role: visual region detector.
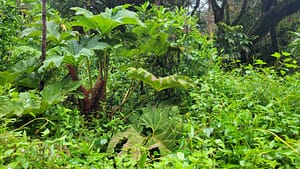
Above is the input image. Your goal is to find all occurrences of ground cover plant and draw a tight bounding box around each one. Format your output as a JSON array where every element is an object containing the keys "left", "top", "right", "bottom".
[{"left": 0, "top": 1, "right": 300, "bottom": 168}]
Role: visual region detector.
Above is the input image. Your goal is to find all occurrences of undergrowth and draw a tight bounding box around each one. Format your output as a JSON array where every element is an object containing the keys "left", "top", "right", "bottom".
[{"left": 1, "top": 67, "right": 300, "bottom": 168}]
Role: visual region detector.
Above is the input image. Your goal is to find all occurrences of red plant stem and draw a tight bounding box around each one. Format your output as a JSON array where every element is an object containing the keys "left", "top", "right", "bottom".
[{"left": 67, "top": 64, "right": 91, "bottom": 115}]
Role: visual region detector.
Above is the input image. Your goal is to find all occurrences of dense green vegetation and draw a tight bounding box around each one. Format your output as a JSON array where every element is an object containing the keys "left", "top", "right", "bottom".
[{"left": 1, "top": 0, "right": 300, "bottom": 168}]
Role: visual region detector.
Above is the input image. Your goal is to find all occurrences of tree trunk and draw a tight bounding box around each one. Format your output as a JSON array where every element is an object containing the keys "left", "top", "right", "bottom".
[
  {"left": 270, "top": 27, "right": 279, "bottom": 52},
  {"left": 224, "top": 0, "right": 230, "bottom": 24},
  {"left": 207, "top": 0, "right": 215, "bottom": 38},
  {"left": 249, "top": 0, "right": 300, "bottom": 39},
  {"left": 261, "top": 0, "right": 274, "bottom": 12},
  {"left": 232, "top": 0, "right": 248, "bottom": 25},
  {"left": 209, "top": 0, "right": 226, "bottom": 23}
]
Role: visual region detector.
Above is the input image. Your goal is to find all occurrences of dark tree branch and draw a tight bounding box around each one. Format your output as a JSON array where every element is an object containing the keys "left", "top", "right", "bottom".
[
  {"left": 221, "top": 0, "right": 227, "bottom": 12},
  {"left": 232, "top": 0, "right": 248, "bottom": 25},
  {"left": 209, "top": 0, "right": 224, "bottom": 23},
  {"left": 191, "top": 0, "right": 200, "bottom": 16},
  {"left": 224, "top": 0, "right": 230, "bottom": 24},
  {"left": 261, "top": 0, "right": 278, "bottom": 52},
  {"left": 249, "top": 0, "right": 300, "bottom": 38},
  {"left": 261, "top": 0, "right": 274, "bottom": 12},
  {"left": 270, "top": 27, "right": 279, "bottom": 52}
]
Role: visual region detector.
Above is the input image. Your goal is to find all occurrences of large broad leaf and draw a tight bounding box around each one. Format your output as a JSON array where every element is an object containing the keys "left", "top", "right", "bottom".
[
  {"left": 11, "top": 46, "right": 41, "bottom": 59},
  {"left": 38, "top": 47, "right": 65, "bottom": 72},
  {"left": 18, "top": 91, "right": 42, "bottom": 115},
  {"left": 0, "top": 90, "right": 42, "bottom": 118},
  {"left": 71, "top": 15, "right": 98, "bottom": 33},
  {"left": 0, "top": 72, "right": 18, "bottom": 85},
  {"left": 62, "top": 40, "right": 94, "bottom": 65},
  {"left": 17, "top": 74, "right": 40, "bottom": 89},
  {"left": 107, "top": 126, "right": 144, "bottom": 160},
  {"left": 127, "top": 67, "right": 194, "bottom": 91},
  {"left": 41, "top": 78, "right": 80, "bottom": 105},
  {"left": 0, "top": 96, "right": 22, "bottom": 118},
  {"left": 21, "top": 27, "right": 41, "bottom": 38},
  {"left": 47, "top": 22, "right": 60, "bottom": 39},
  {"left": 92, "top": 15, "right": 121, "bottom": 34},
  {"left": 5, "top": 47, "right": 40, "bottom": 87},
  {"left": 11, "top": 56, "right": 40, "bottom": 74},
  {"left": 22, "top": 21, "right": 75, "bottom": 44},
  {"left": 38, "top": 55, "right": 64, "bottom": 72},
  {"left": 140, "top": 107, "right": 181, "bottom": 154},
  {"left": 71, "top": 7, "right": 93, "bottom": 18},
  {"left": 71, "top": 6, "right": 144, "bottom": 35},
  {"left": 80, "top": 36, "right": 111, "bottom": 50}
]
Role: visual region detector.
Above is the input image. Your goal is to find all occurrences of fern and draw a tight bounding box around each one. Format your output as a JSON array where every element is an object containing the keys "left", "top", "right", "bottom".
[{"left": 127, "top": 67, "right": 194, "bottom": 91}]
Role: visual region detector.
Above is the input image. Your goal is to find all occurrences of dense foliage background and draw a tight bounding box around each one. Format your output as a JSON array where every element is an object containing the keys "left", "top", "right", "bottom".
[{"left": 0, "top": 0, "right": 300, "bottom": 168}]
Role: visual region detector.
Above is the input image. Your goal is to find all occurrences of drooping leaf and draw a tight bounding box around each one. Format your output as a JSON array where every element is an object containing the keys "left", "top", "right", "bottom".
[
  {"left": 109, "top": 7, "right": 144, "bottom": 26},
  {"left": 18, "top": 91, "right": 42, "bottom": 115},
  {"left": 127, "top": 67, "right": 194, "bottom": 91},
  {"left": 0, "top": 47, "right": 40, "bottom": 87}
]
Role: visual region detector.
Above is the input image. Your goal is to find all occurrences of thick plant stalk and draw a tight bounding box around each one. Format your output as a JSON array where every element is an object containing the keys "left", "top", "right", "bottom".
[
  {"left": 39, "top": 0, "right": 47, "bottom": 90},
  {"left": 67, "top": 63, "right": 107, "bottom": 116},
  {"left": 90, "top": 78, "right": 106, "bottom": 112},
  {"left": 86, "top": 57, "right": 93, "bottom": 90},
  {"left": 67, "top": 64, "right": 91, "bottom": 116},
  {"left": 89, "top": 51, "right": 108, "bottom": 112},
  {"left": 41, "top": 0, "right": 47, "bottom": 62}
]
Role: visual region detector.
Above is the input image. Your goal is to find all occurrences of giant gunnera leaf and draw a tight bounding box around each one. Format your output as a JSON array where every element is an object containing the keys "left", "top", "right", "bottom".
[
  {"left": 127, "top": 67, "right": 194, "bottom": 91},
  {"left": 107, "top": 126, "right": 144, "bottom": 160}
]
